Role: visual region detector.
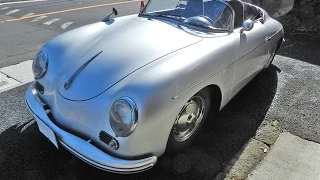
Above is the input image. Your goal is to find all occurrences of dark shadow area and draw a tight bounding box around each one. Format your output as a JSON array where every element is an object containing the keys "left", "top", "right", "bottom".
[
  {"left": 277, "top": 32, "right": 320, "bottom": 66},
  {"left": 0, "top": 120, "right": 77, "bottom": 180},
  {"left": 0, "top": 66, "right": 278, "bottom": 180}
]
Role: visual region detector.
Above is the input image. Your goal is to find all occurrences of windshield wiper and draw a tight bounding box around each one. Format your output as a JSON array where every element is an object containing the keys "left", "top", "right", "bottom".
[
  {"left": 141, "top": 13, "right": 185, "bottom": 21},
  {"left": 154, "top": 14, "right": 183, "bottom": 19},
  {"left": 178, "top": 21, "right": 227, "bottom": 32},
  {"left": 64, "top": 51, "right": 103, "bottom": 90}
]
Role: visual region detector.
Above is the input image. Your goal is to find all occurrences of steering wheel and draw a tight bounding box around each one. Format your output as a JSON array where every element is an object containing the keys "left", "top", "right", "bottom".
[
  {"left": 199, "top": 15, "right": 225, "bottom": 28},
  {"left": 215, "top": 16, "right": 225, "bottom": 28},
  {"left": 198, "top": 15, "right": 215, "bottom": 26}
]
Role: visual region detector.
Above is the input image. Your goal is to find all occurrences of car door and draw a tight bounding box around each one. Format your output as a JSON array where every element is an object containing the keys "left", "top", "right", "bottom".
[{"left": 230, "top": 20, "right": 270, "bottom": 98}]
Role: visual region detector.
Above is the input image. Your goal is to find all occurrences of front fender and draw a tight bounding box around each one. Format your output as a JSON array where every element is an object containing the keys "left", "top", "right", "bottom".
[{"left": 108, "top": 36, "right": 235, "bottom": 157}]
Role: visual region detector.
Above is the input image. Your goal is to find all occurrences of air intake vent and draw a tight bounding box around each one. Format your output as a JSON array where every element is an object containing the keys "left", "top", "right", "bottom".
[
  {"left": 34, "top": 81, "right": 44, "bottom": 94},
  {"left": 99, "top": 131, "right": 114, "bottom": 145}
]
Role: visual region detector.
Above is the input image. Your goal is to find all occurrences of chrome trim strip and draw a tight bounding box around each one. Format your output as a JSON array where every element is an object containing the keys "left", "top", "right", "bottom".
[
  {"left": 60, "top": 141, "right": 154, "bottom": 174},
  {"left": 59, "top": 40, "right": 202, "bottom": 102},
  {"left": 172, "top": 61, "right": 228, "bottom": 99},
  {"left": 25, "top": 86, "right": 157, "bottom": 174},
  {"left": 64, "top": 51, "right": 103, "bottom": 90},
  {"left": 173, "top": 27, "right": 284, "bottom": 99},
  {"left": 268, "top": 28, "right": 283, "bottom": 40}
]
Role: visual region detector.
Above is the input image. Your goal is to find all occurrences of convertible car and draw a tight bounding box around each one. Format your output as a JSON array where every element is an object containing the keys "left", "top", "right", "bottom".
[{"left": 26, "top": 0, "right": 284, "bottom": 174}]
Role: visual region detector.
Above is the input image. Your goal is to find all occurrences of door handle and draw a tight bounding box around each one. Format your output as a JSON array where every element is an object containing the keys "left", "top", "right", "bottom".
[{"left": 266, "top": 36, "right": 271, "bottom": 42}]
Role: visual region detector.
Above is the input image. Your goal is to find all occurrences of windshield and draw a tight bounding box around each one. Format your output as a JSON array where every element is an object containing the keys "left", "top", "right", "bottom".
[{"left": 142, "top": 0, "right": 233, "bottom": 30}]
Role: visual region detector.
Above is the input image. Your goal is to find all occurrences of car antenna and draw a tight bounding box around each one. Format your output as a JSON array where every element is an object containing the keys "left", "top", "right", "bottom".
[{"left": 102, "top": 7, "right": 118, "bottom": 22}]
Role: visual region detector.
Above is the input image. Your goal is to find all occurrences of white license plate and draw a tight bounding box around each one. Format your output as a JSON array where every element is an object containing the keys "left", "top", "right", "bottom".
[{"left": 36, "top": 118, "right": 59, "bottom": 148}]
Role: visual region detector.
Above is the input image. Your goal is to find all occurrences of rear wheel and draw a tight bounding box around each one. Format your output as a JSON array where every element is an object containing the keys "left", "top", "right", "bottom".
[{"left": 166, "top": 88, "right": 211, "bottom": 152}]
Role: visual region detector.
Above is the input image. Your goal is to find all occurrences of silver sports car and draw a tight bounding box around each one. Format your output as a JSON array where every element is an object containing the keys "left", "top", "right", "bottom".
[{"left": 26, "top": 0, "right": 284, "bottom": 174}]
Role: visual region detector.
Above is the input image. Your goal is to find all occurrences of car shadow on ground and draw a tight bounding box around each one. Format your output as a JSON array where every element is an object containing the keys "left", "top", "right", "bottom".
[{"left": 0, "top": 66, "right": 279, "bottom": 180}]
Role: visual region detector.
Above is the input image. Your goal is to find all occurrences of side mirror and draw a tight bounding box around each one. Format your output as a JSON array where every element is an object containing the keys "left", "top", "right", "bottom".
[
  {"left": 112, "top": 7, "right": 118, "bottom": 16},
  {"left": 240, "top": 20, "right": 254, "bottom": 33}
]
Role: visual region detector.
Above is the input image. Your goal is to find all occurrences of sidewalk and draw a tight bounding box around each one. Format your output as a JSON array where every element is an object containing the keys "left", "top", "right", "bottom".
[
  {"left": 0, "top": 60, "right": 33, "bottom": 93},
  {"left": 248, "top": 132, "right": 320, "bottom": 180},
  {"left": 223, "top": 130, "right": 320, "bottom": 180}
]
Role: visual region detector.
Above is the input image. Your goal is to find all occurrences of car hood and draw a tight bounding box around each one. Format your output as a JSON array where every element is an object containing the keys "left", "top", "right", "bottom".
[{"left": 55, "top": 15, "right": 202, "bottom": 101}]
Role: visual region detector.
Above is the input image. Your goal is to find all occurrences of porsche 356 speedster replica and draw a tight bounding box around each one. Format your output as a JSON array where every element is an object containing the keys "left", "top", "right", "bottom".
[{"left": 26, "top": 0, "right": 284, "bottom": 174}]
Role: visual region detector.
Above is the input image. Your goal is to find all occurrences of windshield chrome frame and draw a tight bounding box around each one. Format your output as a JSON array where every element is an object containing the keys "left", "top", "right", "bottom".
[{"left": 139, "top": 0, "right": 235, "bottom": 33}]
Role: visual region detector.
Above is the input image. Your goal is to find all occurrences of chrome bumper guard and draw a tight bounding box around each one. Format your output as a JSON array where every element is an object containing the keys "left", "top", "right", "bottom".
[{"left": 25, "top": 86, "right": 157, "bottom": 174}]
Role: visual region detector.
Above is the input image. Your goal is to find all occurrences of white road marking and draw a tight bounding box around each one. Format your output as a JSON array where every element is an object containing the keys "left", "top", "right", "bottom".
[
  {"left": 0, "top": 7, "right": 9, "bottom": 11},
  {"left": 22, "top": 13, "right": 35, "bottom": 17},
  {"left": 66, "top": 1, "right": 83, "bottom": 4},
  {"left": 0, "top": 0, "right": 47, "bottom": 5},
  {"left": 5, "top": 9, "right": 20, "bottom": 15},
  {"left": 43, "top": 18, "right": 60, "bottom": 25},
  {"left": 61, "top": 22, "right": 73, "bottom": 29},
  {"left": 31, "top": 15, "right": 47, "bottom": 22}
]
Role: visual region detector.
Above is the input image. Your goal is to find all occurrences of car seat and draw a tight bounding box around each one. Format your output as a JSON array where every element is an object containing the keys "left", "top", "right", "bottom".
[{"left": 228, "top": 0, "right": 244, "bottom": 28}]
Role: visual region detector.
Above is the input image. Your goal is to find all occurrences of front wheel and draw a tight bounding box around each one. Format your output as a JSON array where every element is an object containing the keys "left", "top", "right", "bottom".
[{"left": 166, "top": 89, "right": 211, "bottom": 152}]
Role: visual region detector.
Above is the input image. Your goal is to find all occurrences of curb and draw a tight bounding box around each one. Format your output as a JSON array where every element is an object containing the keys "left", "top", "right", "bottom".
[
  {"left": 219, "top": 120, "right": 285, "bottom": 180},
  {"left": 0, "top": 60, "right": 33, "bottom": 93},
  {"left": 0, "top": 81, "right": 31, "bottom": 93}
]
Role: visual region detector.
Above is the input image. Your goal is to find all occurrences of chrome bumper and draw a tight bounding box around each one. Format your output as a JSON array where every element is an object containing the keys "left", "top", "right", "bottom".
[{"left": 25, "top": 86, "right": 157, "bottom": 174}]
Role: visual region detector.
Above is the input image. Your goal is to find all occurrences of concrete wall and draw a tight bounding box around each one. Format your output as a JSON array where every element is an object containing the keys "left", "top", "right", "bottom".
[
  {"left": 243, "top": 0, "right": 295, "bottom": 17},
  {"left": 244, "top": 0, "right": 320, "bottom": 29},
  {"left": 297, "top": 0, "right": 320, "bottom": 27}
]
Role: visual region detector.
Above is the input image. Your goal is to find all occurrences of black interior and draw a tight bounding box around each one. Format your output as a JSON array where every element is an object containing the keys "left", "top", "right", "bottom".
[
  {"left": 228, "top": 0, "right": 244, "bottom": 28},
  {"left": 148, "top": 0, "right": 264, "bottom": 29},
  {"left": 243, "top": 2, "right": 264, "bottom": 20}
]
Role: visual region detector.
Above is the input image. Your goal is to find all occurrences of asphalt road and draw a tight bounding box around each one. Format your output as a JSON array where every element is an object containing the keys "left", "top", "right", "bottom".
[
  {"left": 0, "top": 66, "right": 278, "bottom": 180},
  {"left": 1, "top": 50, "right": 319, "bottom": 180},
  {"left": 0, "top": 0, "right": 142, "bottom": 68},
  {"left": 268, "top": 33, "right": 320, "bottom": 143},
  {"left": 0, "top": 0, "right": 319, "bottom": 179}
]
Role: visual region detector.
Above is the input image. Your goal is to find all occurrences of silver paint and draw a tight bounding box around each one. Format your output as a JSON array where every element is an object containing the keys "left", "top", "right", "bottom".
[{"left": 26, "top": 0, "right": 284, "bottom": 173}]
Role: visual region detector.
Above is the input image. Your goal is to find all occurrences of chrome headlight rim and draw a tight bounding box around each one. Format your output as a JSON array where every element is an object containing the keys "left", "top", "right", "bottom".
[
  {"left": 32, "top": 50, "right": 49, "bottom": 79},
  {"left": 110, "top": 97, "right": 138, "bottom": 137}
]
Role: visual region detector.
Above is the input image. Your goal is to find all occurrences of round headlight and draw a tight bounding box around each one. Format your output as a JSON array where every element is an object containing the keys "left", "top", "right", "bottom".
[
  {"left": 110, "top": 97, "right": 138, "bottom": 137},
  {"left": 32, "top": 51, "right": 48, "bottom": 79}
]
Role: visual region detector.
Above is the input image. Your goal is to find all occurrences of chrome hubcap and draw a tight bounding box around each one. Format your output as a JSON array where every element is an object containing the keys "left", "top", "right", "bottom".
[{"left": 173, "top": 96, "right": 205, "bottom": 142}]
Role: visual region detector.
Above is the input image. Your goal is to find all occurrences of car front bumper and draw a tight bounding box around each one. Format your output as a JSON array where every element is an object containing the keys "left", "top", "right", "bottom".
[{"left": 25, "top": 86, "right": 157, "bottom": 174}]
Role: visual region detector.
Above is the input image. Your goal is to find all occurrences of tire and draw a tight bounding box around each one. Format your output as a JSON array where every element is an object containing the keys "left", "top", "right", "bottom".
[{"left": 166, "top": 88, "right": 211, "bottom": 152}]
